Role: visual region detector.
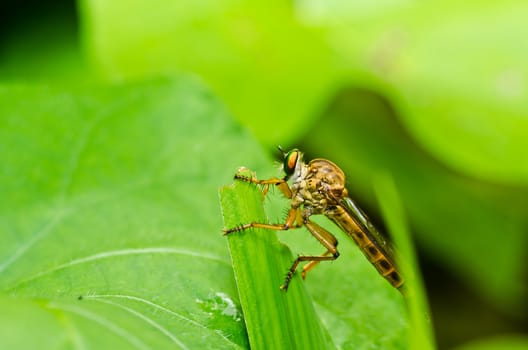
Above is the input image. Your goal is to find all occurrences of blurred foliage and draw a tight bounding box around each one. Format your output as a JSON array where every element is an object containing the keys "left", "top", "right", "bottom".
[
  {"left": 1, "top": 0, "right": 527, "bottom": 349},
  {"left": 374, "top": 174, "right": 435, "bottom": 350},
  {"left": 80, "top": 0, "right": 343, "bottom": 146},
  {"left": 81, "top": 0, "right": 528, "bottom": 185},
  {"left": 0, "top": 1, "right": 87, "bottom": 82},
  {"left": 454, "top": 335, "right": 528, "bottom": 350}
]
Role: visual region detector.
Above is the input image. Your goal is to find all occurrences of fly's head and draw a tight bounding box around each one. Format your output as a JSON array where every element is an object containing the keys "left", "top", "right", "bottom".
[
  {"left": 278, "top": 148, "right": 348, "bottom": 210},
  {"left": 279, "top": 148, "right": 306, "bottom": 183}
]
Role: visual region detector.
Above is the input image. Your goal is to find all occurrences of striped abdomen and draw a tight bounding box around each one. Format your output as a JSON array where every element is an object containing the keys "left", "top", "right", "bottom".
[{"left": 328, "top": 205, "right": 404, "bottom": 290}]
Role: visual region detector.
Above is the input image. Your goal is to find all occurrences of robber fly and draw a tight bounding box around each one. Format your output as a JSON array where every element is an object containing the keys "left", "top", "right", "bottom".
[{"left": 224, "top": 148, "right": 404, "bottom": 292}]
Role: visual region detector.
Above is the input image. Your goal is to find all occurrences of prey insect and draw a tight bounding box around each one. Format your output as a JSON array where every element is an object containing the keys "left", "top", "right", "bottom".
[{"left": 224, "top": 148, "right": 404, "bottom": 292}]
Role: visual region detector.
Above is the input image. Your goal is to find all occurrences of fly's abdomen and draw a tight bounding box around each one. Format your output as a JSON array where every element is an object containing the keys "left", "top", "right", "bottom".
[
  {"left": 330, "top": 206, "right": 404, "bottom": 290},
  {"left": 362, "top": 240, "right": 404, "bottom": 289}
]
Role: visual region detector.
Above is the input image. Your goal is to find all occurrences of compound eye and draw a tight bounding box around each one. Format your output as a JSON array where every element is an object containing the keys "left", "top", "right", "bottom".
[{"left": 283, "top": 149, "right": 299, "bottom": 176}]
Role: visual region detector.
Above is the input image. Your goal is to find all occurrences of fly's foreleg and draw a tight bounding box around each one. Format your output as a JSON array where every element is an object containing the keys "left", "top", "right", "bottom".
[
  {"left": 223, "top": 206, "right": 302, "bottom": 235},
  {"left": 234, "top": 169, "right": 292, "bottom": 198},
  {"left": 281, "top": 219, "right": 340, "bottom": 291}
]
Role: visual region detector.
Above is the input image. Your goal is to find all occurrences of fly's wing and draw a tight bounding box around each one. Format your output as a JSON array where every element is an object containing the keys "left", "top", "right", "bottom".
[{"left": 340, "top": 196, "right": 398, "bottom": 265}]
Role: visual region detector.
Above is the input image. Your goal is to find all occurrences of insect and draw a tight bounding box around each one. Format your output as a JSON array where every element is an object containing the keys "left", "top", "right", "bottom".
[{"left": 224, "top": 148, "right": 404, "bottom": 292}]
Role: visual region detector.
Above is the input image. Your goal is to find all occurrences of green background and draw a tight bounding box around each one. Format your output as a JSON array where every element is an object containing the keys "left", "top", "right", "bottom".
[{"left": 1, "top": 0, "right": 527, "bottom": 349}]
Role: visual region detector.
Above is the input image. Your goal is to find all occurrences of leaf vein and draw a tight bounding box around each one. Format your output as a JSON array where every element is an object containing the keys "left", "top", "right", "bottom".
[
  {"left": 85, "top": 294, "right": 242, "bottom": 348},
  {"left": 0, "top": 210, "right": 66, "bottom": 274},
  {"left": 89, "top": 297, "right": 189, "bottom": 350},
  {"left": 47, "top": 302, "right": 152, "bottom": 350},
  {"left": 7, "top": 247, "right": 229, "bottom": 291}
]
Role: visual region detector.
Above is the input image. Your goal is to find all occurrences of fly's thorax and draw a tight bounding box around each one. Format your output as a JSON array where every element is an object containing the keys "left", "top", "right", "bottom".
[
  {"left": 288, "top": 158, "right": 348, "bottom": 212},
  {"left": 296, "top": 181, "right": 328, "bottom": 214},
  {"left": 306, "top": 158, "right": 347, "bottom": 201}
]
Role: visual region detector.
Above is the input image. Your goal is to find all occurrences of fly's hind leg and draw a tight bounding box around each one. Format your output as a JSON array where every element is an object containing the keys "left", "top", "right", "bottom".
[
  {"left": 281, "top": 218, "right": 340, "bottom": 291},
  {"left": 301, "top": 250, "right": 333, "bottom": 279}
]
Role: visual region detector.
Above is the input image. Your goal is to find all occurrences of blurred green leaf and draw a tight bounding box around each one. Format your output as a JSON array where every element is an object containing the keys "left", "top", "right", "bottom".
[
  {"left": 454, "top": 335, "right": 528, "bottom": 350},
  {"left": 393, "top": 2, "right": 528, "bottom": 185},
  {"left": 80, "top": 0, "right": 528, "bottom": 184},
  {"left": 0, "top": 77, "right": 272, "bottom": 349},
  {"left": 0, "top": 7, "right": 88, "bottom": 82},
  {"left": 80, "top": 0, "right": 342, "bottom": 147},
  {"left": 374, "top": 173, "right": 435, "bottom": 350},
  {"left": 302, "top": 0, "right": 528, "bottom": 184}
]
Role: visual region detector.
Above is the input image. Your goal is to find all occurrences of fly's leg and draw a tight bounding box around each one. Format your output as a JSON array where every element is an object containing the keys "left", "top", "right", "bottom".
[
  {"left": 301, "top": 250, "right": 332, "bottom": 279},
  {"left": 234, "top": 170, "right": 292, "bottom": 198},
  {"left": 223, "top": 206, "right": 302, "bottom": 235},
  {"left": 225, "top": 170, "right": 298, "bottom": 234},
  {"left": 281, "top": 219, "right": 340, "bottom": 291}
]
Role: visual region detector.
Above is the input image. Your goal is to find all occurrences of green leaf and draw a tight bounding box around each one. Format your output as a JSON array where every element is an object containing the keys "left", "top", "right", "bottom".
[
  {"left": 0, "top": 77, "right": 269, "bottom": 349},
  {"left": 220, "top": 177, "right": 334, "bottom": 349}
]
